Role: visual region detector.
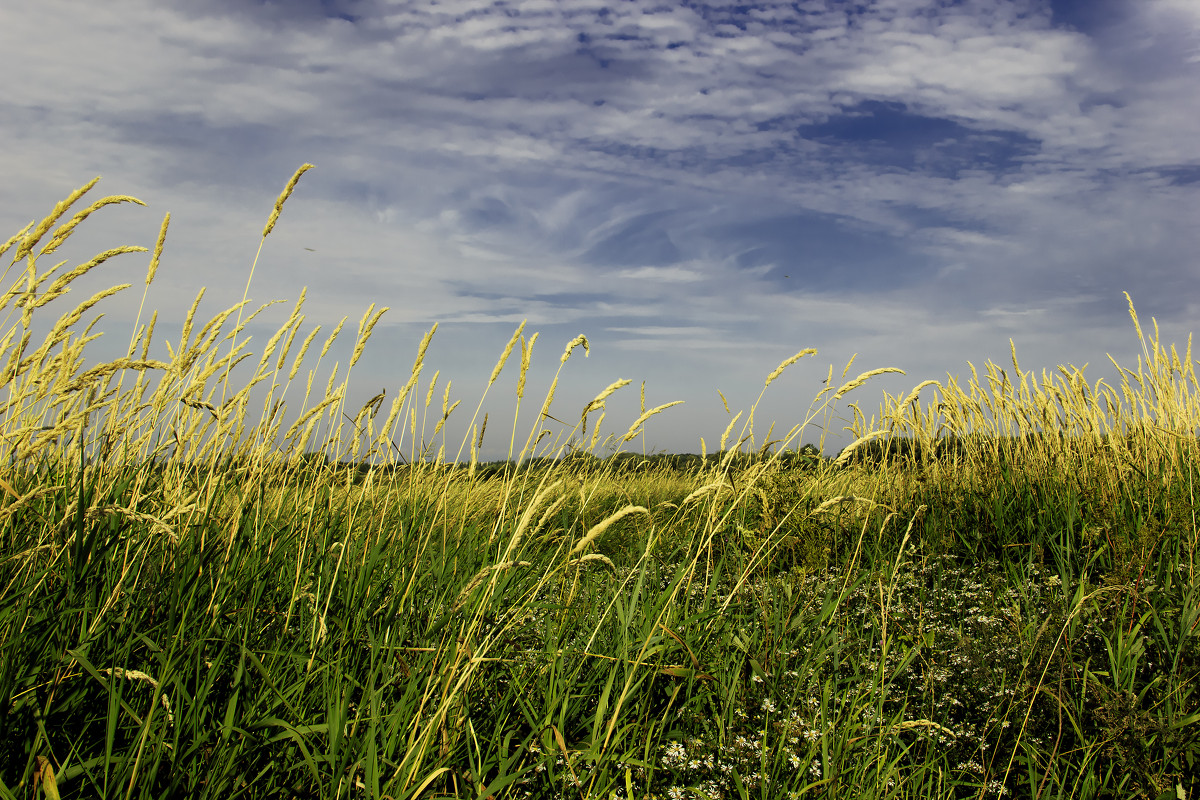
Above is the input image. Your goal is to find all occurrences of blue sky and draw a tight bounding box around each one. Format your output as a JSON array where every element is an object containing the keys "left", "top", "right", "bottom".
[{"left": 2, "top": 0, "right": 1198, "bottom": 459}]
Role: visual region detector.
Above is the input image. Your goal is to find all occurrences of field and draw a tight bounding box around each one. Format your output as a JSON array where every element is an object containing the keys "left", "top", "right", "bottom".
[{"left": 1, "top": 169, "right": 1197, "bottom": 799}]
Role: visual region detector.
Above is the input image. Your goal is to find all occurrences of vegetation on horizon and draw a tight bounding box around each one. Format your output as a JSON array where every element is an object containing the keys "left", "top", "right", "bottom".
[{"left": 0, "top": 168, "right": 1196, "bottom": 799}]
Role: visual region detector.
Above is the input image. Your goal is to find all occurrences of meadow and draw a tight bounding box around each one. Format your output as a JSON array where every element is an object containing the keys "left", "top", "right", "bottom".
[{"left": 1, "top": 167, "right": 1196, "bottom": 799}]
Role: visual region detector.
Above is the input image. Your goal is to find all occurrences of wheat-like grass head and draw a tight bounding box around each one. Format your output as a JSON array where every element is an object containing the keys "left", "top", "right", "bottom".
[
  {"left": 570, "top": 505, "right": 648, "bottom": 556},
  {"left": 350, "top": 305, "right": 388, "bottom": 368},
  {"left": 517, "top": 332, "right": 538, "bottom": 400},
  {"left": 718, "top": 411, "right": 742, "bottom": 453},
  {"left": 1, "top": 221, "right": 35, "bottom": 262},
  {"left": 621, "top": 401, "right": 683, "bottom": 442},
  {"left": 832, "top": 429, "right": 888, "bottom": 467},
  {"left": 41, "top": 195, "right": 147, "bottom": 259},
  {"left": 14, "top": 177, "right": 100, "bottom": 264},
  {"left": 765, "top": 348, "right": 818, "bottom": 387},
  {"left": 561, "top": 334, "right": 589, "bottom": 364},
  {"left": 833, "top": 367, "right": 905, "bottom": 400},
  {"left": 489, "top": 321, "right": 525, "bottom": 385},
  {"left": 582, "top": 378, "right": 632, "bottom": 421},
  {"left": 262, "top": 164, "right": 315, "bottom": 238}
]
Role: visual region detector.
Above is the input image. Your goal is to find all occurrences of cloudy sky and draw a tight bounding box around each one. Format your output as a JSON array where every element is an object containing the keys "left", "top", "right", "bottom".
[{"left": 3, "top": 0, "right": 1198, "bottom": 459}]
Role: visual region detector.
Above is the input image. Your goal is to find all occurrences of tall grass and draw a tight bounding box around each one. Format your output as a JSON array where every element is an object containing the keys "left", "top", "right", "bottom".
[{"left": 0, "top": 170, "right": 1196, "bottom": 799}]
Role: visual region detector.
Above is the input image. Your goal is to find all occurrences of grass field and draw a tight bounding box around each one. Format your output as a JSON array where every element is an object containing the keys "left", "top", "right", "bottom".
[{"left": 1, "top": 168, "right": 1197, "bottom": 799}]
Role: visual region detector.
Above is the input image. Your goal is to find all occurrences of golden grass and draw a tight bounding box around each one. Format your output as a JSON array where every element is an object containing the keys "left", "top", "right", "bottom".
[
  {"left": 6, "top": 169, "right": 1199, "bottom": 799},
  {"left": 7, "top": 169, "right": 1189, "bottom": 585},
  {"left": 569, "top": 505, "right": 649, "bottom": 556},
  {"left": 852, "top": 291, "right": 1200, "bottom": 486},
  {"left": 765, "top": 347, "right": 818, "bottom": 387}
]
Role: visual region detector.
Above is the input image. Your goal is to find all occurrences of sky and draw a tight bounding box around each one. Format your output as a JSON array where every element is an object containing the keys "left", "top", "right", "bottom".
[{"left": 2, "top": 0, "right": 1199, "bottom": 460}]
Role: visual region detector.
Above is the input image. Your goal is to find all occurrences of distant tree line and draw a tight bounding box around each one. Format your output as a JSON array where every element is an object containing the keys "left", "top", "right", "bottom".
[
  {"left": 171, "top": 428, "right": 1182, "bottom": 485},
  {"left": 830, "top": 429, "right": 1172, "bottom": 469}
]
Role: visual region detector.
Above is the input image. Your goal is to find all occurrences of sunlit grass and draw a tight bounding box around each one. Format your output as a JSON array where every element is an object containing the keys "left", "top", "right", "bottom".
[{"left": 0, "top": 169, "right": 1196, "bottom": 799}]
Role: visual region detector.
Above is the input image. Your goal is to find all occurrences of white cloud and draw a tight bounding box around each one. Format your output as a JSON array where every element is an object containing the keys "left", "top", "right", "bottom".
[
  {"left": 615, "top": 266, "right": 705, "bottom": 283},
  {"left": 2, "top": 0, "right": 1197, "bottom": 455}
]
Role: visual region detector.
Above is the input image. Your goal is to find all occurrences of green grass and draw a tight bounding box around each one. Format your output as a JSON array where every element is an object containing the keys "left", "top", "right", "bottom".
[{"left": 1, "top": 170, "right": 1197, "bottom": 799}]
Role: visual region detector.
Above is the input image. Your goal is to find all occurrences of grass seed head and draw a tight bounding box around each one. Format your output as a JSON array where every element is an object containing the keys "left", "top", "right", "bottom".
[
  {"left": 140, "top": 310, "right": 158, "bottom": 360},
  {"left": 719, "top": 411, "right": 743, "bottom": 453},
  {"left": 425, "top": 370, "right": 441, "bottom": 408},
  {"left": 766, "top": 348, "right": 818, "bottom": 387},
  {"left": 561, "top": 334, "right": 589, "bottom": 364},
  {"left": 489, "top": 321, "right": 525, "bottom": 385},
  {"left": 262, "top": 163, "right": 315, "bottom": 238},
  {"left": 895, "top": 380, "right": 941, "bottom": 415},
  {"left": 621, "top": 400, "right": 684, "bottom": 442},
  {"left": 566, "top": 553, "right": 616, "bottom": 571},
  {"left": 1, "top": 220, "right": 35, "bottom": 261},
  {"left": 517, "top": 332, "right": 538, "bottom": 399},
  {"left": 833, "top": 429, "right": 888, "bottom": 467},
  {"left": 15, "top": 177, "right": 100, "bottom": 263},
  {"left": 146, "top": 212, "right": 170, "bottom": 286},
  {"left": 42, "top": 195, "right": 146, "bottom": 258},
  {"left": 288, "top": 325, "right": 321, "bottom": 381},
  {"left": 582, "top": 378, "right": 632, "bottom": 420},
  {"left": 538, "top": 376, "right": 559, "bottom": 422},
  {"left": 320, "top": 317, "right": 347, "bottom": 359},
  {"left": 452, "top": 561, "right": 531, "bottom": 610},
  {"left": 834, "top": 367, "right": 905, "bottom": 400},
  {"left": 34, "top": 246, "right": 148, "bottom": 310},
  {"left": 350, "top": 305, "right": 387, "bottom": 368},
  {"left": 570, "top": 505, "right": 648, "bottom": 556},
  {"left": 589, "top": 411, "right": 606, "bottom": 450}
]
